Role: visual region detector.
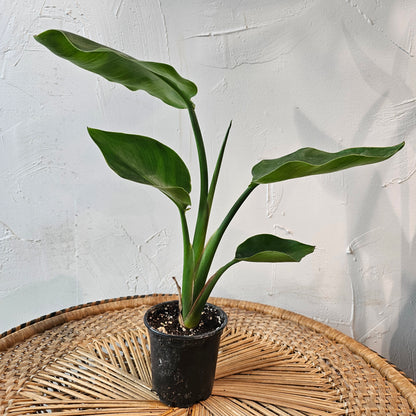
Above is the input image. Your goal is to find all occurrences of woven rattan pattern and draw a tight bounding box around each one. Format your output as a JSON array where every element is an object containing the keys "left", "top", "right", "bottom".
[{"left": 0, "top": 295, "right": 415, "bottom": 415}]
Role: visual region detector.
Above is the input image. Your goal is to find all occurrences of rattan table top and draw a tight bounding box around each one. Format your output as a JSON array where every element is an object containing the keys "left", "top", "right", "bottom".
[{"left": 1, "top": 294, "right": 415, "bottom": 415}]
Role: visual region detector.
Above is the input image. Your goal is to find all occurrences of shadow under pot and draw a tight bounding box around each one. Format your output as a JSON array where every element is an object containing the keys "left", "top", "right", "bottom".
[{"left": 143, "top": 300, "right": 228, "bottom": 408}]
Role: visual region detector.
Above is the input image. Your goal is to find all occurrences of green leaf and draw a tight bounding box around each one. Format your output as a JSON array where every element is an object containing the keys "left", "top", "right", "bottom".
[
  {"left": 251, "top": 142, "right": 405, "bottom": 184},
  {"left": 34, "top": 30, "right": 197, "bottom": 109},
  {"left": 235, "top": 234, "right": 315, "bottom": 262},
  {"left": 207, "top": 121, "right": 232, "bottom": 209},
  {"left": 87, "top": 128, "right": 191, "bottom": 211}
]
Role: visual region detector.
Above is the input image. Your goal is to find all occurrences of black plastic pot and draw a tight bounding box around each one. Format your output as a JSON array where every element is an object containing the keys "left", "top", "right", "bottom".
[{"left": 143, "top": 301, "right": 227, "bottom": 408}]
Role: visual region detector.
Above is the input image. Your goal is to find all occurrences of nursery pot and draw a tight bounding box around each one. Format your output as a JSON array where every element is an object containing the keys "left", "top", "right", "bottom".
[{"left": 144, "top": 300, "right": 227, "bottom": 408}]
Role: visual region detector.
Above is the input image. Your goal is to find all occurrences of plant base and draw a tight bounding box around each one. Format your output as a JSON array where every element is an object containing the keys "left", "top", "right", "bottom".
[{"left": 144, "top": 301, "right": 227, "bottom": 408}]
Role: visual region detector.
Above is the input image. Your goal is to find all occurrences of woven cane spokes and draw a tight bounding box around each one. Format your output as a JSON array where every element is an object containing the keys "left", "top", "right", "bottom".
[
  {"left": 86, "top": 329, "right": 152, "bottom": 388},
  {"left": 19, "top": 328, "right": 155, "bottom": 404},
  {"left": 213, "top": 328, "right": 346, "bottom": 415},
  {"left": 11, "top": 326, "right": 346, "bottom": 415}
]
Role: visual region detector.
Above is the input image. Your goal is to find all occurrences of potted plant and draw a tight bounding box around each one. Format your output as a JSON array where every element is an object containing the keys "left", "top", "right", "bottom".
[{"left": 34, "top": 29, "right": 404, "bottom": 408}]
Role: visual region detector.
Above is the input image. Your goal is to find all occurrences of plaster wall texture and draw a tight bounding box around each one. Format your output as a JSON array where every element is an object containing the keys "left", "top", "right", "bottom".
[{"left": 1, "top": 0, "right": 415, "bottom": 379}]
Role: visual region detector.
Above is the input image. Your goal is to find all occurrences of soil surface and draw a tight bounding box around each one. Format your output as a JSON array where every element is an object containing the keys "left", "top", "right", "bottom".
[{"left": 146, "top": 301, "right": 225, "bottom": 336}]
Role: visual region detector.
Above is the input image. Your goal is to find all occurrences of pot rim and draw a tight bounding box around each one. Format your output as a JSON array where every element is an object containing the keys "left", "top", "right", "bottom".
[{"left": 143, "top": 300, "right": 228, "bottom": 340}]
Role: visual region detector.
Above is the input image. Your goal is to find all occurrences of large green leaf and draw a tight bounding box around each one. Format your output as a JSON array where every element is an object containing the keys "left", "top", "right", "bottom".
[
  {"left": 34, "top": 30, "right": 197, "bottom": 109},
  {"left": 251, "top": 142, "right": 404, "bottom": 184},
  {"left": 87, "top": 128, "right": 191, "bottom": 210},
  {"left": 235, "top": 234, "right": 315, "bottom": 262}
]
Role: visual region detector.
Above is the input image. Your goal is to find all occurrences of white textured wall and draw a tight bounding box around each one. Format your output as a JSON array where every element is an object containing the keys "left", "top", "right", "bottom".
[{"left": 1, "top": 1, "right": 415, "bottom": 378}]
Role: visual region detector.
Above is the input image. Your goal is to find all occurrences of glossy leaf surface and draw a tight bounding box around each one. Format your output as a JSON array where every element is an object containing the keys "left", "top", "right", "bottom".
[
  {"left": 34, "top": 30, "right": 197, "bottom": 109},
  {"left": 235, "top": 234, "right": 315, "bottom": 262},
  {"left": 251, "top": 142, "right": 404, "bottom": 184},
  {"left": 88, "top": 128, "right": 191, "bottom": 210}
]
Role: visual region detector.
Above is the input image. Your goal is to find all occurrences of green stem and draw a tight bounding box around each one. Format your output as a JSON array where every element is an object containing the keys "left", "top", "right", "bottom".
[
  {"left": 187, "top": 104, "right": 210, "bottom": 265},
  {"left": 179, "top": 209, "right": 193, "bottom": 317},
  {"left": 183, "top": 258, "right": 239, "bottom": 328},
  {"left": 193, "top": 183, "right": 259, "bottom": 298}
]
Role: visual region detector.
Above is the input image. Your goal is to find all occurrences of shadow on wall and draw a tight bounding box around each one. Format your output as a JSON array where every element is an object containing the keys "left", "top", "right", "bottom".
[
  {"left": 294, "top": 66, "right": 414, "bottom": 380},
  {"left": 389, "top": 230, "right": 416, "bottom": 381},
  {"left": 0, "top": 275, "right": 78, "bottom": 334},
  {"left": 389, "top": 283, "right": 416, "bottom": 381}
]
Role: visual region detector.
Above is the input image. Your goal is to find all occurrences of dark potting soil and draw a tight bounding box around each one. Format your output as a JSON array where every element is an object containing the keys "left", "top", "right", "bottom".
[{"left": 146, "top": 302, "right": 224, "bottom": 336}]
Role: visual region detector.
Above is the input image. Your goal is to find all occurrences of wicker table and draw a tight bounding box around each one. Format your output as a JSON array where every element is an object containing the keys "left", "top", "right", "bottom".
[{"left": 1, "top": 295, "right": 415, "bottom": 415}]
